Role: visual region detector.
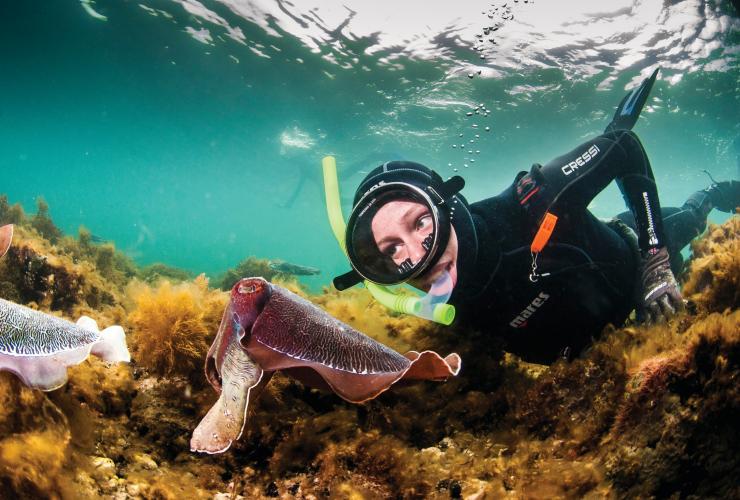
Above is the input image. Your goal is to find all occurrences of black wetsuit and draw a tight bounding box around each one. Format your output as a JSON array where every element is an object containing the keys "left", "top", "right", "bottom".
[{"left": 450, "top": 130, "right": 708, "bottom": 364}]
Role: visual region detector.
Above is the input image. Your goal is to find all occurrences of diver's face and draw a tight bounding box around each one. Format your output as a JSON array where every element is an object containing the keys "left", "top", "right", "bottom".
[{"left": 370, "top": 200, "right": 458, "bottom": 291}]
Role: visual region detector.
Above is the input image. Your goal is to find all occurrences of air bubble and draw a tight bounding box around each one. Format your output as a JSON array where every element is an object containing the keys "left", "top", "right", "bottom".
[
  {"left": 468, "top": 73, "right": 474, "bottom": 79},
  {"left": 485, "top": 126, "right": 491, "bottom": 131}
]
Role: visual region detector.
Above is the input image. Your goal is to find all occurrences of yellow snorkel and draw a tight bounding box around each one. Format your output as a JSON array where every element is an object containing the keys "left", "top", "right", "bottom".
[{"left": 322, "top": 156, "right": 455, "bottom": 325}]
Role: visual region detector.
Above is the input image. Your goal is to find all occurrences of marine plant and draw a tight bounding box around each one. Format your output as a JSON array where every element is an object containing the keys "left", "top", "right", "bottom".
[
  {"left": 682, "top": 217, "right": 740, "bottom": 313},
  {"left": 0, "top": 195, "right": 25, "bottom": 226},
  {"left": 127, "top": 275, "right": 228, "bottom": 380},
  {"left": 0, "top": 373, "right": 71, "bottom": 497},
  {"left": 30, "top": 197, "right": 63, "bottom": 244},
  {"left": 216, "top": 256, "right": 280, "bottom": 290}
]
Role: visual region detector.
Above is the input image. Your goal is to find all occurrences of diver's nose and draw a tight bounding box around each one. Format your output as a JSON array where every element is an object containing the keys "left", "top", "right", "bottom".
[{"left": 408, "top": 239, "right": 427, "bottom": 265}]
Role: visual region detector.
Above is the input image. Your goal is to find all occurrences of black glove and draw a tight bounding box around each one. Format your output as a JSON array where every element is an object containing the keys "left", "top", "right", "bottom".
[{"left": 638, "top": 247, "right": 684, "bottom": 324}]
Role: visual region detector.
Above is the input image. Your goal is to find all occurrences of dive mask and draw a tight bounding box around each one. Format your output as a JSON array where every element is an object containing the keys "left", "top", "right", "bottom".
[{"left": 336, "top": 175, "right": 465, "bottom": 291}]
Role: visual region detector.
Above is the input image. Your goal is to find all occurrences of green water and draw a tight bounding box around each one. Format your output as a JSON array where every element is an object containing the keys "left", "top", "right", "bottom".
[{"left": 1, "top": 0, "right": 738, "bottom": 290}]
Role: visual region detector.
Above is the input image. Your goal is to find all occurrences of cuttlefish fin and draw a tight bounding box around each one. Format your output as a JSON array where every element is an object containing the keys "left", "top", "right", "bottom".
[
  {"left": 0, "top": 224, "right": 13, "bottom": 258},
  {"left": 191, "top": 337, "right": 267, "bottom": 454},
  {"left": 402, "top": 351, "right": 461, "bottom": 380},
  {"left": 80, "top": 316, "right": 131, "bottom": 363}
]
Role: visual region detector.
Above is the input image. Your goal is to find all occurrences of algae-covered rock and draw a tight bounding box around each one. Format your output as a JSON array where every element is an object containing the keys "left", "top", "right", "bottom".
[
  {"left": 604, "top": 311, "right": 740, "bottom": 498},
  {"left": 0, "top": 372, "right": 71, "bottom": 497},
  {"left": 683, "top": 217, "right": 740, "bottom": 313},
  {"left": 216, "top": 256, "right": 279, "bottom": 291}
]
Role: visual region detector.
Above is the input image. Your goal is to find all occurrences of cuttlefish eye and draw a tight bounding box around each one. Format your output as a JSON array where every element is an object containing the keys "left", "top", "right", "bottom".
[{"left": 238, "top": 283, "right": 257, "bottom": 294}]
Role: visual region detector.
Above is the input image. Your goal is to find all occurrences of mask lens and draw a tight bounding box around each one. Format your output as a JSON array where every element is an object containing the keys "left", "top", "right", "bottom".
[{"left": 346, "top": 186, "right": 439, "bottom": 284}]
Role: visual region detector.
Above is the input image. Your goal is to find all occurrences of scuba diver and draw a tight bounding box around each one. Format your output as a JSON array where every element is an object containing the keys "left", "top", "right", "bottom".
[{"left": 329, "top": 69, "right": 740, "bottom": 364}]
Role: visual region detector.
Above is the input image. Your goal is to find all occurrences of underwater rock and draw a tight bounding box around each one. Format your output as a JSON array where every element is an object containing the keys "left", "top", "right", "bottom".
[
  {"left": 0, "top": 224, "right": 122, "bottom": 315},
  {"left": 604, "top": 310, "right": 740, "bottom": 497},
  {"left": 63, "top": 356, "right": 136, "bottom": 415},
  {"left": 191, "top": 277, "right": 460, "bottom": 454},
  {"left": 138, "top": 262, "right": 194, "bottom": 284}
]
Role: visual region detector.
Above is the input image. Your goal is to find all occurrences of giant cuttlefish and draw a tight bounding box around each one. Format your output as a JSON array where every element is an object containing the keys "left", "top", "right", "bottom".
[
  {"left": 0, "top": 224, "right": 130, "bottom": 391},
  {"left": 191, "top": 277, "right": 461, "bottom": 454}
]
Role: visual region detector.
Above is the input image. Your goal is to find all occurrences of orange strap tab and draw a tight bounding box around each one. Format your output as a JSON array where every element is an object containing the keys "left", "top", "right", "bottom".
[{"left": 530, "top": 212, "right": 558, "bottom": 253}]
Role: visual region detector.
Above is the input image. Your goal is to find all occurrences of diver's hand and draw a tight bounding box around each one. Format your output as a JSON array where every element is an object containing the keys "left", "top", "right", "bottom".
[{"left": 638, "top": 247, "right": 684, "bottom": 324}]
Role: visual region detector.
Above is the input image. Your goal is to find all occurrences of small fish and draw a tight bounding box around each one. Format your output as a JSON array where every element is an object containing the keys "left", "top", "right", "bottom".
[
  {"left": 0, "top": 224, "right": 130, "bottom": 390},
  {"left": 90, "top": 233, "right": 108, "bottom": 244},
  {"left": 268, "top": 259, "right": 321, "bottom": 276}
]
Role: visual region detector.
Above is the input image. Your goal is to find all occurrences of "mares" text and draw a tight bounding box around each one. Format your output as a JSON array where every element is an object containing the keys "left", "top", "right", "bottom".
[{"left": 509, "top": 292, "right": 551, "bottom": 328}]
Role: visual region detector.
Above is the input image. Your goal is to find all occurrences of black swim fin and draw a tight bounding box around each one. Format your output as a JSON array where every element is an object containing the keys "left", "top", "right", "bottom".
[{"left": 604, "top": 68, "right": 659, "bottom": 133}]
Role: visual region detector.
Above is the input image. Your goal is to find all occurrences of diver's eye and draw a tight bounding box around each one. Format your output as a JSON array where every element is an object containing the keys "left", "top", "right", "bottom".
[
  {"left": 416, "top": 214, "right": 432, "bottom": 232},
  {"left": 382, "top": 243, "right": 402, "bottom": 259}
]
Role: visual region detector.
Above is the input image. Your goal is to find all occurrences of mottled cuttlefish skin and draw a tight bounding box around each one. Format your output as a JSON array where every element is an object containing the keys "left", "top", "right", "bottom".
[
  {"left": 191, "top": 277, "right": 461, "bottom": 454},
  {"left": 0, "top": 224, "right": 130, "bottom": 390},
  {"left": 0, "top": 298, "right": 100, "bottom": 356}
]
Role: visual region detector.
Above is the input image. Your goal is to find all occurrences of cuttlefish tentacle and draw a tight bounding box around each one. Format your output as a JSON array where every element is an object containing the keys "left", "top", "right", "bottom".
[
  {"left": 192, "top": 280, "right": 273, "bottom": 454},
  {"left": 191, "top": 316, "right": 267, "bottom": 454},
  {"left": 191, "top": 277, "right": 461, "bottom": 454}
]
